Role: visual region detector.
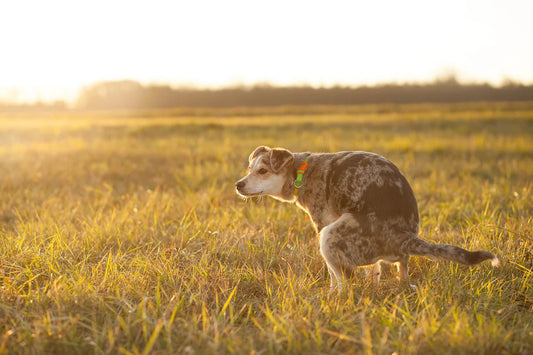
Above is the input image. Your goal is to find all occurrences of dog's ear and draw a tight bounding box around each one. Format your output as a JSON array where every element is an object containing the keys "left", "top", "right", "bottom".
[
  {"left": 249, "top": 146, "right": 271, "bottom": 163},
  {"left": 269, "top": 148, "right": 293, "bottom": 173}
]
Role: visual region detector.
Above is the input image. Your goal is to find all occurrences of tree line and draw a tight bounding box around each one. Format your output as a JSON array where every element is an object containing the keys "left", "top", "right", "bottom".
[
  {"left": 2, "top": 78, "right": 533, "bottom": 111},
  {"left": 76, "top": 79, "right": 533, "bottom": 110}
]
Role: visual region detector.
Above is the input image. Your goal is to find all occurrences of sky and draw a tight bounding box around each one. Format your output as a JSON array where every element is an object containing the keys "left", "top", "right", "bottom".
[{"left": 1, "top": 0, "right": 533, "bottom": 103}]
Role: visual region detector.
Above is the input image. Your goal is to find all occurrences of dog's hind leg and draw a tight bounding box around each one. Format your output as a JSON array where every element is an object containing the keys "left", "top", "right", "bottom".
[
  {"left": 396, "top": 256, "right": 409, "bottom": 281},
  {"left": 365, "top": 262, "right": 381, "bottom": 285},
  {"left": 396, "top": 256, "right": 417, "bottom": 290}
]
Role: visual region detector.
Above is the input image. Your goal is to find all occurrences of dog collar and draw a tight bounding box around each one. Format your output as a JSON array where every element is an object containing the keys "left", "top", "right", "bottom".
[{"left": 293, "top": 155, "right": 309, "bottom": 197}]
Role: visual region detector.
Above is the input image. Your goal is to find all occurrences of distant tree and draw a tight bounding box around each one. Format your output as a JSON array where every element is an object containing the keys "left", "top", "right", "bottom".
[{"left": 78, "top": 80, "right": 143, "bottom": 109}]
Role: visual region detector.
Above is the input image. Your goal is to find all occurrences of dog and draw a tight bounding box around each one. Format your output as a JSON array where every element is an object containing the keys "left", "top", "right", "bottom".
[{"left": 235, "top": 146, "right": 499, "bottom": 290}]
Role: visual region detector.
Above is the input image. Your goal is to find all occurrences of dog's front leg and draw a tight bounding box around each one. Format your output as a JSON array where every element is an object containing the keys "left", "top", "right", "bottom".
[
  {"left": 320, "top": 213, "right": 367, "bottom": 292},
  {"left": 326, "top": 264, "right": 343, "bottom": 293},
  {"left": 320, "top": 226, "right": 344, "bottom": 292}
]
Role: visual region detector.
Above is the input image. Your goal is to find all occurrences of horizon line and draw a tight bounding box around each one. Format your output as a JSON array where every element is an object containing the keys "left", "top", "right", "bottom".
[{"left": 2, "top": 75, "right": 533, "bottom": 105}]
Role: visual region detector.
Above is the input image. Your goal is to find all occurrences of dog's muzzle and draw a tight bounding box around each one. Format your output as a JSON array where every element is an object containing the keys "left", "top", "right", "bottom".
[{"left": 235, "top": 180, "right": 246, "bottom": 193}]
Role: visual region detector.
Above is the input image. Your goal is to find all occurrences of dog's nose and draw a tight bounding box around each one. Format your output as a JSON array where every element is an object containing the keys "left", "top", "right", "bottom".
[{"left": 235, "top": 180, "right": 246, "bottom": 189}]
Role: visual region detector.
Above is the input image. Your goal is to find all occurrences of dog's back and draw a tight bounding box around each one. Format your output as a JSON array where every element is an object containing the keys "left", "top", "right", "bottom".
[{"left": 299, "top": 151, "right": 418, "bottom": 248}]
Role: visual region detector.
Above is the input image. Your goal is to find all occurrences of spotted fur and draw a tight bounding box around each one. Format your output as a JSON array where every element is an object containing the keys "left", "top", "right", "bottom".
[{"left": 236, "top": 146, "right": 499, "bottom": 290}]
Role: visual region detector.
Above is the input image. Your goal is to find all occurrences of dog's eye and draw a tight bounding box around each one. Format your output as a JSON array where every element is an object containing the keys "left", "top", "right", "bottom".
[{"left": 258, "top": 168, "right": 268, "bottom": 175}]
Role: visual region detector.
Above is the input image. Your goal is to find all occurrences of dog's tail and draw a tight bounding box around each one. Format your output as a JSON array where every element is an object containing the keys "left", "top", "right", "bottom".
[{"left": 402, "top": 238, "right": 500, "bottom": 267}]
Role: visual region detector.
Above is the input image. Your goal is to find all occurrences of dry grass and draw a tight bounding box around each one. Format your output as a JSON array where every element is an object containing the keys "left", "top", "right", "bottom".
[{"left": 0, "top": 102, "right": 532, "bottom": 354}]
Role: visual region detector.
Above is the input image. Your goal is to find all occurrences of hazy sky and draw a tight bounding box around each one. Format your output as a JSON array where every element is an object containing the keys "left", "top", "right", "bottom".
[{"left": 1, "top": 0, "right": 533, "bottom": 102}]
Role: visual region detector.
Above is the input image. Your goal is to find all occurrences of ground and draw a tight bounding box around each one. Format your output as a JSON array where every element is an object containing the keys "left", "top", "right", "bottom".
[{"left": 0, "top": 103, "right": 532, "bottom": 354}]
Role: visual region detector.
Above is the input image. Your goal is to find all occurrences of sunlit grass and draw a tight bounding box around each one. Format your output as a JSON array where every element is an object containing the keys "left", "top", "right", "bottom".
[{"left": 0, "top": 103, "right": 532, "bottom": 354}]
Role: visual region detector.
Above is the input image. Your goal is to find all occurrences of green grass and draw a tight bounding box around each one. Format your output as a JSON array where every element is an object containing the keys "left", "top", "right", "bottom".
[{"left": 0, "top": 102, "right": 532, "bottom": 354}]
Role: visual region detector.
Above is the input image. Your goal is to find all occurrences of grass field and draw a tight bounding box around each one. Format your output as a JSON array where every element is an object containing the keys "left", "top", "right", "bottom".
[{"left": 0, "top": 103, "right": 532, "bottom": 354}]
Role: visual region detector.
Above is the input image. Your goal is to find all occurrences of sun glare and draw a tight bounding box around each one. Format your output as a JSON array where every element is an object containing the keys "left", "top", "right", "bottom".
[{"left": 1, "top": 0, "right": 532, "bottom": 103}]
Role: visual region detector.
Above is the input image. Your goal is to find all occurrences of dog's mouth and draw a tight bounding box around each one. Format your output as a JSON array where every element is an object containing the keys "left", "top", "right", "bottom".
[{"left": 236, "top": 187, "right": 263, "bottom": 197}]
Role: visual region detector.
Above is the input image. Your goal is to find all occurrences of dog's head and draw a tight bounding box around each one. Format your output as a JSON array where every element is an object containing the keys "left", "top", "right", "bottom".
[{"left": 235, "top": 146, "right": 294, "bottom": 200}]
